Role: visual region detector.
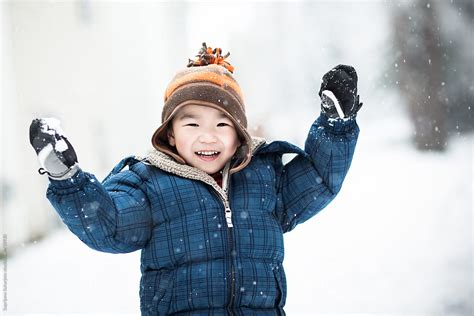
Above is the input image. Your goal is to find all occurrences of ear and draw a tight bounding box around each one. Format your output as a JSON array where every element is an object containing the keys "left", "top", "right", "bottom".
[{"left": 167, "top": 128, "right": 176, "bottom": 147}]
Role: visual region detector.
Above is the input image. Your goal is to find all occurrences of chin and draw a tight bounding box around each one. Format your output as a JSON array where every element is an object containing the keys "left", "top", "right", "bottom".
[
  {"left": 186, "top": 156, "right": 226, "bottom": 174},
  {"left": 195, "top": 163, "right": 223, "bottom": 175},
  {"left": 202, "top": 167, "right": 221, "bottom": 174}
]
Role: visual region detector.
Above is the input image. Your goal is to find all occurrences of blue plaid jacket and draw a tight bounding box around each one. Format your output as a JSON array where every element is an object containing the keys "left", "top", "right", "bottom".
[{"left": 46, "top": 115, "right": 359, "bottom": 315}]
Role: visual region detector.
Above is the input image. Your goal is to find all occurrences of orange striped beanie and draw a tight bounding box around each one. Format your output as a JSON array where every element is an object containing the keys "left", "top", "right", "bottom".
[{"left": 151, "top": 43, "right": 252, "bottom": 173}]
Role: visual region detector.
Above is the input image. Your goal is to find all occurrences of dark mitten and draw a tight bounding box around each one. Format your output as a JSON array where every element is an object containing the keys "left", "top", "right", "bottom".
[
  {"left": 318, "top": 64, "right": 363, "bottom": 119},
  {"left": 29, "top": 118, "right": 79, "bottom": 179}
]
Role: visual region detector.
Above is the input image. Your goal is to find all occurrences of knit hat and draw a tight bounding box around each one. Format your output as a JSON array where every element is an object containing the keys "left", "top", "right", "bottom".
[{"left": 151, "top": 42, "right": 252, "bottom": 174}]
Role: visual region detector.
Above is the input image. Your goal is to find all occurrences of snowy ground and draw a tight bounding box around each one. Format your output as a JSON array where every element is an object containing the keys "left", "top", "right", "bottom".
[{"left": 3, "top": 116, "right": 473, "bottom": 315}]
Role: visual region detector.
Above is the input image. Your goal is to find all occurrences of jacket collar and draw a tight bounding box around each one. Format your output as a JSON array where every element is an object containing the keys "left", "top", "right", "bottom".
[{"left": 143, "top": 136, "right": 266, "bottom": 195}]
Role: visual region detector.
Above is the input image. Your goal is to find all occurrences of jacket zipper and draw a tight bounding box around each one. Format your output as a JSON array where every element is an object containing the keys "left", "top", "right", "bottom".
[
  {"left": 221, "top": 164, "right": 233, "bottom": 228},
  {"left": 219, "top": 163, "right": 236, "bottom": 315}
]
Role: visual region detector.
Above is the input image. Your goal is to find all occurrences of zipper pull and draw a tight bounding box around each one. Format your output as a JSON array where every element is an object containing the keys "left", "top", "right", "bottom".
[{"left": 225, "top": 204, "right": 233, "bottom": 228}]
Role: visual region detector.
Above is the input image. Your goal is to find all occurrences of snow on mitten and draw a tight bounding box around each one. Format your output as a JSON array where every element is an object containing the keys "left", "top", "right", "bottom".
[
  {"left": 29, "top": 118, "right": 79, "bottom": 179},
  {"left": 318, "top": 64, "right": 363, "bottom": 119}
]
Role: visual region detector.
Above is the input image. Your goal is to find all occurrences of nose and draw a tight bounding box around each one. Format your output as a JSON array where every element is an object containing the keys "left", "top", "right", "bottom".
[{"left": 198, "top": 131, "right": 217, "bottom": 143}]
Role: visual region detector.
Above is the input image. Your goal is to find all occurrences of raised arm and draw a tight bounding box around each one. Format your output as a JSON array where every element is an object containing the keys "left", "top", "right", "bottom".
[
  {"left": 30, "top": 119, "right": 152, "bottom": 253},
  {"left": 275, "top": 65, "right": 362, "bottom": 233}
]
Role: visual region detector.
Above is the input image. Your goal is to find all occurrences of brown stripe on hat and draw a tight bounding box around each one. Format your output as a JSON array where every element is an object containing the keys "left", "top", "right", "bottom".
[{"left": 161, "top": 83, "right": 247, "bottom": 127}]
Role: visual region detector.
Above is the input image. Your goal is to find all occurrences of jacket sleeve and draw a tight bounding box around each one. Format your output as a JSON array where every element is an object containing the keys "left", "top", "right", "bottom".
[
  {"left": 46, "top": 157, "right": 153, "bottom": 253},
  {"left": 275, "top": 114, "right": 359, "bottom": 233}
]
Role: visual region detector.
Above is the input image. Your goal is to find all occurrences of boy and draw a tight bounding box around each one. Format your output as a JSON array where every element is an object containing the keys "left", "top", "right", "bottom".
[{"left": 29, "top": 43, "right": 361, "bottom": 315}]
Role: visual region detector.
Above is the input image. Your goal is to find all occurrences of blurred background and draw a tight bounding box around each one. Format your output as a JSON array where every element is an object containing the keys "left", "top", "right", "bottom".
[{"left": 0, "top": 0, "right": 472, "bottom": 315}]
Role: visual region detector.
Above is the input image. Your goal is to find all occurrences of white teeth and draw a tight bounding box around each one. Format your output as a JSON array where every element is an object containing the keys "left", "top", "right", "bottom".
[{"left": 197, "top": 151, "right": 219, "bottom": 156}]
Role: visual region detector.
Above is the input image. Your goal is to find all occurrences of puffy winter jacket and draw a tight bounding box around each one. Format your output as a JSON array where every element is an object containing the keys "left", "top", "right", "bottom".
[{"left": 46, "top": 115, "right": 359, "bottom": 315}]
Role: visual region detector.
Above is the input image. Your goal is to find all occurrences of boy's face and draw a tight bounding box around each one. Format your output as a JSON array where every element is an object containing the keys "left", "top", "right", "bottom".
[{"left": 168, "top": 104, "right": 241, "bottom": 174}]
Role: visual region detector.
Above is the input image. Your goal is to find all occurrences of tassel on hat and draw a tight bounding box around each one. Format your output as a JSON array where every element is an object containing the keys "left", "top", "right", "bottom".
[{"left": 187, "top": 42, "right": 235, "bottom": 73}]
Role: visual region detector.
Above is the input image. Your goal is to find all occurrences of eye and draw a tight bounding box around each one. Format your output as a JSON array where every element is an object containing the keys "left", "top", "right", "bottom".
[
  {"left": 184, "top": 123, "right": 199, "bottom": 127},
  {"left": 217, "top": 122, "right": 232, "bottom": 127}
]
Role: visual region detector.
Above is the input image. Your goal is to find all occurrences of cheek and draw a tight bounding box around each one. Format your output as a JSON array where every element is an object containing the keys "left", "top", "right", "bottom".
[
  {"left": 226, "top": 132, "right": 241, "bottom": 151},
  {"left": 175, "top": 135, "right": 192, "bottom": 151},
  {"left": 175, "top": 129, "right": 197, "bottom": 151}
]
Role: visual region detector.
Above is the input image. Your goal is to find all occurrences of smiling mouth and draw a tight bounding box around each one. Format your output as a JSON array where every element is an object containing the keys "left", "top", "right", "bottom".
[{"left": 195, "top": 151, "right": 220, "bottom": 161}]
